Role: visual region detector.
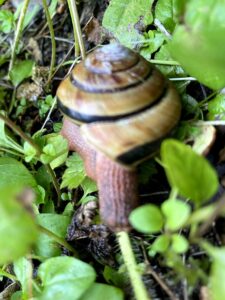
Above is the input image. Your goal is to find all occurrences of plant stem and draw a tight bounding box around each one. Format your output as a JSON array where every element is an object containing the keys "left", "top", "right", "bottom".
[
  {"left": 9, "top": 0, "right": 31, "bottom": 72},
  {"left": 8, "top": 88, "right": 16, "bottom": 114},
  {"left": 67, "top": 0, "right": 86, "bottom": 59},
  {"left": 117, "top": 231, "right": 151, "bottom": 300},
  {"left": 42, "top": 0, "right": 56, "bottom": 86},
  {"left": 38, "top": 225, "right": 78, "bottom": 257},
  {"left": 149, "top": 59, "right": 180, "bottom": 66},
  {"left": 0, "top": 268, "right": 17, "bottom": 281},
  {"left": 45, "top": 164, "right": 61, "bottom": 206}
]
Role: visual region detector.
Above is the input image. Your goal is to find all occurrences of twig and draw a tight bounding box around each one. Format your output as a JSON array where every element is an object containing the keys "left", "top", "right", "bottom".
[
  {"left": 41, "top": 97, "right": 57, "bottom": 130},
  {"left": 117, "top": 231, "right": 151, "bottom": 300}
]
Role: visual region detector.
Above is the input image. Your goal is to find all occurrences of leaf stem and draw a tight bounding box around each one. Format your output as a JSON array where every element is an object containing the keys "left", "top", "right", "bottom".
[
  {"left": 42, "top": 0, "right": 56, "bottom": 86},
  {"left": 193, "top": 192, "right": 225, "bottom": 238},
  {"left": 117, "top": 231, "right": 151, "bottom": 300},
  {"left": 9, "top": 0, "right": 31, "bottom": 72},
  {"left": 38, "top": 225, "right": 78, "bottom": 257}
]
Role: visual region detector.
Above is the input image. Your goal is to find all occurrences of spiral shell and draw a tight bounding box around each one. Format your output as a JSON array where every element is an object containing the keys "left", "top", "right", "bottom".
[{"left": 57, "top": 44, "right": 181, "bottom": 165}]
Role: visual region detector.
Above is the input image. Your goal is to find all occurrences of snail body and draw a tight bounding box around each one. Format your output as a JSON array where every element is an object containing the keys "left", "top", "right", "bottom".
[{"left": 57, "top": 44, "right": 181, "bottom": 231}]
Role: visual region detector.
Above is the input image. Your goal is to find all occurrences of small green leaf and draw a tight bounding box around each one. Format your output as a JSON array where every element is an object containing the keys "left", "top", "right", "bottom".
[
  {"left": 207, "top": 94, "right": 225, "bottom": 121},
  {"left": 40, "top": 133, "right": 68, "bottom": 169},
  {"left": 0, "top": 113, "right": 24, "bottom": 154},
  {"left": 9, "top": 60, "right": 34, "bottom": 87},
  {"left": 0, "top": 188, "right": 38, "bottom": 264},
  {"left": 161, "top": 139, "right": 219, "bottom": 205},
  {"left": 103, "top": 0, "right": 154, "bottom": 48},
  {"left": 155, "top": 0, "right": 177, "bottom": 32},
  {"left": 24, "top": 141, "right": 37, "bottom": 162},
  {"left": 80, "top": 177, "right": 97, "bottom": 200},
  {"left": 35, "top": 214, "right": 70, "bottom": 258},
  {"left": 162, "top": 199, "right": 191, "bottom": 231},
  {"left": 61, "top": 153, "right": 86, "bottom": 189},
  {"left": 204, "top": 244, "right": 225, "bottom": 300},
  {"left": 171, "top": 234, "right": 189, "bottom": 254},
  {"left": 151, "top": 234, "right": 170, "bottom": 254},
  {"left": 140, "top": 30, "right": 165, "bottom": 59},
  {"left": 80, "top": 283, "right": 124, "bottom": 300},
  {"left": 129, "top": 204, "right": 164, "bottom": 233},
  {"left": 13, "top": 258, "right": 33, "bottom": 299},
  {"left": 37, "top": 256, "right": 96, "bottom": 300},
  {"left": 0, "top": 157, "right": 37, "bottom": 189},
  {"left": 0, "top": 10, "right": 14, "bottom": 33}
]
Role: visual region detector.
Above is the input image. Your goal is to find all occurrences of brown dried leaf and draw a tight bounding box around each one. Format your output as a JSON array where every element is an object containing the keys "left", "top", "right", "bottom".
[{"left": 84, "top": 18, "right": 104, "bottom": 45}]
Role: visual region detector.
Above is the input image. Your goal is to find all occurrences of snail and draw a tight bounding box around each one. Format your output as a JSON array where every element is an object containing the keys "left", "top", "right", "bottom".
[{"left": 57, "top": 44, "right": 181, "bottom": 232}]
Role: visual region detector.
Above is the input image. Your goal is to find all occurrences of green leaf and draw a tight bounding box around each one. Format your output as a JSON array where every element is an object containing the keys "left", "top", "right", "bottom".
[
  {"left": 204, "top": 244, "right": 225, "bottom": 300},
  {"left": 61, "top": 153, "right": 86, "bottom": 189},
  {"left": 13, "top": 257, "right": 33, "bottom": 299},
  {"left": 129, "top": 204, "right": 164, "bottom": 233},
  {"left": 161, "top": 139, "right": 219, "bottom": 205},
  {"left": 0, "top": 157, "right": 37, "bottom": 189},
  {"left": 171, "top": 234, "right": 189, "bottom": 254},
  {"left": 0, "top": 113, "right": 24, "bottom": 154},
  {"left": 103, "top": 0, "right": 154, "bottom": 48},
  {"left": 40, "top": 134, "right": 68, "bottom": 169},
  {"left": 80, "top": 283, "right": 124, "bottom": 300},
  {"left": 207, "top": 94, "right": 225, "bottom": 120},
  {"left": 24, "top": 141, "right": 37, "bottom": 162},
  {"left": 155, "top": 0, "right": 178, "bottom": 32},
  {"left": 37, "top": 256, "right": 96, "bottom": 300},
  {"left": 35, "top": 214, "right": 70, "bottom": 258},
  {"left": 0, "top": 188, "right": 38, "bottom": 264},
  {"left": 103, "top": 266, "right": 126, "bottom": 288},
  {"left": 140, "top": 30, "right": 165, "bottom": 59},
  {"left": 162, "top": 199, "right": 191, "bottom": 231},
  {"left": 9, "top": 60, "right": 34, "bottom": 87},
  {"left": 150, "top": 234, "right": 170, "bottom": 254},
  {"left": 80, "top": 177, "right": 97, "bottom": 201},
  {"left": 0, "top": 10, "right": 14, "bottom": 33},
  {"left": 170, "top": 0, "right": 225, "bottom": 89}
]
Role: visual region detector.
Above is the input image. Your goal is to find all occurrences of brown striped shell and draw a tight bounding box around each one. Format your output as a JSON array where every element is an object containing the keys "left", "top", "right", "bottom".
[{"left": 57, "top": 44, "right": 181, "bottom": 165}]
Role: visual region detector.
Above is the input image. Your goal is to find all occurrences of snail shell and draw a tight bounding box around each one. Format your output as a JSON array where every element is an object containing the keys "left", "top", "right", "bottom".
[{"left": 57, "top": 44, "right": 181, "bottom": 165}]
